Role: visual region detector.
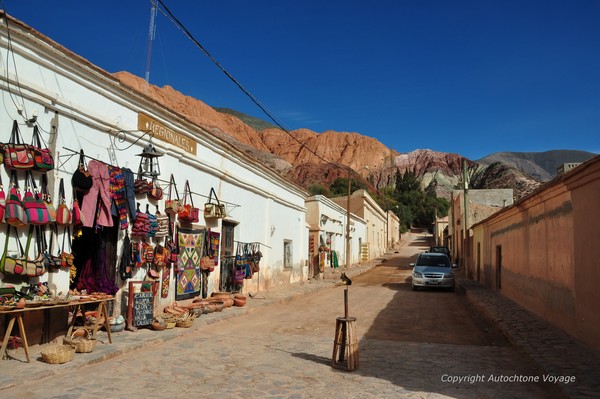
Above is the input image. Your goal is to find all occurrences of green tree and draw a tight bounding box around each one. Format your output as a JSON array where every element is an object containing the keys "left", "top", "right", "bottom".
[
  {"left": 329, "top": 177, "right": 364, "bottom": 197},
  {"left": 308, "top": 184, "right": 329, "bottom": 196},
  {"left": 392, "top": 171, "right": 448, "bottom": 230}
]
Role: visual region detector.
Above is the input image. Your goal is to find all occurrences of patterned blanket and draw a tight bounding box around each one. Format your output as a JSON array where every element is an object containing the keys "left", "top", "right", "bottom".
[{"left": 175, "top": 227, "right": 205, "bottom": 300}]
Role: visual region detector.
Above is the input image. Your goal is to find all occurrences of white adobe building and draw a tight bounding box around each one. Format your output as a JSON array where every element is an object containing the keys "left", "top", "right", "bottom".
[{"left": 0, "top": 13, "right": 308, "bottom": 314}]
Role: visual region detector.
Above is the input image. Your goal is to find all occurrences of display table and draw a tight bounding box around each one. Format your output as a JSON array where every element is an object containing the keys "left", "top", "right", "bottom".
[{"left": 0, "top": 298, "right": 114, "bottom": 363}]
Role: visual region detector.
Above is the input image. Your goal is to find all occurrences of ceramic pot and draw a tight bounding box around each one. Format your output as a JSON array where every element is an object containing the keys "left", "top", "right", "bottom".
[
  {"left": 233, "top": 298, "right": 246, "bottom": 307},
  {"left": 222, "top": 298, "right": 234, "bottom": 308},
  {"left": 210, "top": 292, "right": 232, "bottom": 300},
  {"left": 211, "top": 300, "right": 225, "bottom": 312}
]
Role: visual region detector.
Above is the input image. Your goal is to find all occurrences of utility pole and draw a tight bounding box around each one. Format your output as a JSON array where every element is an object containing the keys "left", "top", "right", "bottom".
[
  {"left": 145, "top": 1, "right": 158, "bottom": 84},
  {"left": 345, "top": 168, "right": 351, "bottom": 269},
  {"left": 462, "top": 159, "right": 469, "bottom": 274}
]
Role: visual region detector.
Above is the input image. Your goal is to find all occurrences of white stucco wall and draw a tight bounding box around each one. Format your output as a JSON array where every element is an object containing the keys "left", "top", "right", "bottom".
[
  {"left": 0, "top": 15, "right": 308, "bottom": 312},
  {"left": 305, "top": 195, "right": 366, "bottom": 267}
]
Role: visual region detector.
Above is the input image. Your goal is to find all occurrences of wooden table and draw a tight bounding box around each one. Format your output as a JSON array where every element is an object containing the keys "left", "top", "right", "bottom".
[{"left": 0, "top": 298, "right": 114, "bottom": 363}]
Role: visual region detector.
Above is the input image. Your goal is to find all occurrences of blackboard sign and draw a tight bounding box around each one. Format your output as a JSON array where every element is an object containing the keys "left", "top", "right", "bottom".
[{"left": 133, "top": 292, "right": 154, "bottom": 327}]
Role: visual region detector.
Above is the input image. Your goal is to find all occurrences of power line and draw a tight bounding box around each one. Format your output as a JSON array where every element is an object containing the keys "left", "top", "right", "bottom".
[{"left": 153, "top": 0, "right": 353, "bottom": 176}]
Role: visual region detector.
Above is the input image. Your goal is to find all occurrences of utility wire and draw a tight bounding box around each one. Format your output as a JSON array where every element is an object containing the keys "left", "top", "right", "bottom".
[
  {"left": 154, "top": 0, "right": 356, "bottom": 177},
  {"left": 1, "top": 7, "right": 29, "bottom": 121}
]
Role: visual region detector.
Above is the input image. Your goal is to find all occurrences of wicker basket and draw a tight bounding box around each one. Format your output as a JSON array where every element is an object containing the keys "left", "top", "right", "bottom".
[
  {"left": 63, "top": 329, "right": 97, "bottom": 353},
  {"left": 165, "top": 321, "right": 176, "bottom": 329},
  {"left": 175, "top": 319, "right": 193, "bottom": 328},
  {"left": 41, "top": 344, "right": 76, "bottom": 364}
]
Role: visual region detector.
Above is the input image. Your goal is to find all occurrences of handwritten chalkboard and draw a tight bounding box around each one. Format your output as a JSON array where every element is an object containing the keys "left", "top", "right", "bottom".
[{"left": 132, "top": 292, "right": 154, "bottom": 327}]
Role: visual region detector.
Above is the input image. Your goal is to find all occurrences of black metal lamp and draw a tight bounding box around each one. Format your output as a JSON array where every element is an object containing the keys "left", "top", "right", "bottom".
[{"left": 136, "top": 143, "right": 163, "bottom": 178}]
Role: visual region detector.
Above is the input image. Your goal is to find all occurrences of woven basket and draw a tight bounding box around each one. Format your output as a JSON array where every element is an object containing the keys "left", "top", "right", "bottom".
[
  {"left": 41, "top": 344, "right": 76, "bottom": 364},
  {"left": 165, "top": 321, "right": 176, "bottom": 329},
  {"left": 64, "top": 330, "right": 97, "bottom": 353},
  {"left": 176, "top": 320, "right": 193, "bottom": 328}
]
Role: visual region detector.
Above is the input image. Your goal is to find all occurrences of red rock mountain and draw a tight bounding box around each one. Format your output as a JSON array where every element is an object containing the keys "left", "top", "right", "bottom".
[
  {"left": 114, "top": 71, "right": 394, "bottom": 183},
  {"left": 113, "top": 71, "right": 540, "bottom": 199}
]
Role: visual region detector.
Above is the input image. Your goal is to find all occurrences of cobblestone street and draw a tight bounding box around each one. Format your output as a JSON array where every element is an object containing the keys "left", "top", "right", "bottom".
[{"left": 0, "top": 232, "right": 586, "bottom": 398}]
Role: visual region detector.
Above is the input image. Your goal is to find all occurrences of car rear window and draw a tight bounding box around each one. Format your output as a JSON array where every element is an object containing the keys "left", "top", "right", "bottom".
[{"left": 418, "top": 255, "right": 450, "bottom": 267}]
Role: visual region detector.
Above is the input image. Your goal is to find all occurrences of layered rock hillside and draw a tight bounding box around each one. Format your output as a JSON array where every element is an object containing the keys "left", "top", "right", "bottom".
[
  {"left": 477, "top": 150, "right": 597, "bottom": 181},
  {"left": 114, "top": 71, "right": 395, "bottom": 185},
  {"left": 470, "top": 162, "right": 541, "bottom": 199},
  {"left": 113, "top": 71, "right": 545, "bottom": 200}
]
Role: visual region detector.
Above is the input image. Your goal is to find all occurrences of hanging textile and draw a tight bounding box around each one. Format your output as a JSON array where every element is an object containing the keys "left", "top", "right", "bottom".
[
  {"left": 175, "top": 226, "right": 205, "bottom": 300},
  {"left": 109, "top": 165, "right": 128, "bottom": 230}
]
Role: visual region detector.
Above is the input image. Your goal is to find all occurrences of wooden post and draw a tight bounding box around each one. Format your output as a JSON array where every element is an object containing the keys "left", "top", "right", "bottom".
[{"left": 344, "top": 287, "right": 349, "bottom": 320}]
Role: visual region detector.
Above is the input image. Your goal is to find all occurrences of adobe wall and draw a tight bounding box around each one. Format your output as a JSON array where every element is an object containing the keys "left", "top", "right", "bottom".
[
  {"left": 483, "top": 184, "right": 577, "bottom": 339},
  {"left": 478, "top": 156, "right": 600, "bottom": 350},
  {"left": 568, "top": 162, "right": 600, "bottom": 349}
]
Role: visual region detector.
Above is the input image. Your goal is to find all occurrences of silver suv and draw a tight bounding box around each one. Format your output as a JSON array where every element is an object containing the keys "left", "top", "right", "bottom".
[{"left": 411, "top": 252, "right": 456, "bottom": 291}]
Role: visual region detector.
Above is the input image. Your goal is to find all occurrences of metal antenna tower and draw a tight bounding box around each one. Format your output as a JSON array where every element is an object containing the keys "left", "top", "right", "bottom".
[{"left": 144, "top": 1, "right": 158, "bottom": 83}]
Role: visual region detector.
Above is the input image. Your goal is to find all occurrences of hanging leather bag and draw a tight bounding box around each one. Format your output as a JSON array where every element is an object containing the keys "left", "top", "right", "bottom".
[
  {"left": 0, "top": 172, "right": 6, "bottom": 224},
  {"left": 23, "top": 171, "right": 51, "bottom": 225},
  {"left": 204, "top": 187, "right": 226, "bottom": 219},
  {"left": 164, "top": 174, "right": 183, "bottom": 214},
  {"left": 40, "top": 174, "right": 56, "bottom": 223},
  {"left": 60, "top": 226, "right": 75, "bottom": 268},
  {"left": 71, "top": 198, "right": 85, "bottom": 226},
  {"left": 1, "top": 225, "right": 45, "bottom": 277},
  {"left": 178, "top": 180, "right": 199, "bottom": 223},
  {"left": 5, "top": 171, "right": 27, "bottom": 227},
  {"left": 30, "top": 125, "right": 54, "bottom": 171},
  {"left": 147, "top": 177, "right": 163, "bottom": 200},
  {"left": 71, "top": 149, "right": 93, "bottom": 192},
  {"left": 43, "top": 224, "right": 63, "bottom": 269},
  {"left": 4, "top": 120, "right": 35, "bottom": 170},
  {"left": 55, "top": 178, "right": 72, "bottom": 225},
  {"left": 134, "top": 165, "right": 150, "bottom": 195}
]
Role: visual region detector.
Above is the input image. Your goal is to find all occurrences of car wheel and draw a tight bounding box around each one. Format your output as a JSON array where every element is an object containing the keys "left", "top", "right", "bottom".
[{"left": 412, "top": 285, "right": 418, "bottom": 291}]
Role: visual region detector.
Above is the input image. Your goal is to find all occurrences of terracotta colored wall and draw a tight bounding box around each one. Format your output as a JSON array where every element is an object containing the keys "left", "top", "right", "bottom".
[
  {"left": 568, "top": 164, "right": 600, "bottom": 349},
  {"left": 476, "top": 157, "right": 600, "bottom": 350}
]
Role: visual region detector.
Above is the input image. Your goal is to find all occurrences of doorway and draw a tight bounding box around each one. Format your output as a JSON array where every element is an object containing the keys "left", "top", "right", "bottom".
[
  {"left": 495, "top": 245, "right": 502, "bottom": 290},
  {"left": 476, "top": 242, "right": 481, "bottom": 282}
]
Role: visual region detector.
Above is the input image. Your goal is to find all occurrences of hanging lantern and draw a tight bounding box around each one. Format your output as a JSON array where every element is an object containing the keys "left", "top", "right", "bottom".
[{"left": 137, "top": 143, "right": 163, "bottom": 178}]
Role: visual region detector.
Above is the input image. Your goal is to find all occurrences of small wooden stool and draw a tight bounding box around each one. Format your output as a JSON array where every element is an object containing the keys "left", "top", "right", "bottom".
[{"left": 331, "top": 316, "right": 358, "bottom": 371}]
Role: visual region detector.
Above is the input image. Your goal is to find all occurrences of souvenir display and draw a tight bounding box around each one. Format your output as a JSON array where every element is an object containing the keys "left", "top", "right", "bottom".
[
  {"left": 4, "top": 120, "right": 34, "bottom": 170},
  {"left": 147, "top": 177, "right": 163, "bottom": 200},
  {"left": 30, "top": 124, "right": 54, "bottom": 171},
  {"left": 55, "top": 178, "right": 71, "bottom": 225},
  {"left": 204, "top": 187, "right": 226, "bottom": 219},
  {"left": 71, "top": 149, "right": 93, "bottom": 192},
  {"left": 179, "top": 180, "right": 199, "bottom": 223},
  {"left": 5, "top": 171, "right": 27, "bottom": 227},
  {"left": 23, "top": 171, "right": 51, "bottom": 225},
  {"left": 165, "top": 174, "right": 183, "bottom": 214},
  {"left": 175, "top": 227, "right": 205, "bottom": 300},
  {"left": 0, "top": 172, "right": 5, "bottom": 223},
  {"left": 0, "top": 225, "right": 45, "bottom": 277},
  {"left": 40, "top": 173, "right": 56, "bottom": 223}
]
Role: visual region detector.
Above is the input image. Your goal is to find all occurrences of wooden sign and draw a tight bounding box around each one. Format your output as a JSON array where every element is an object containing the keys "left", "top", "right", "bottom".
[
  {"left": 138, "top": 113, "right": 197, "bottom": 155},
  {"left": 133, "top": 292, "right": 154, "bottom": 327},
  {"left": 127, "top": 281, "right": 157, "bottom": 331}
]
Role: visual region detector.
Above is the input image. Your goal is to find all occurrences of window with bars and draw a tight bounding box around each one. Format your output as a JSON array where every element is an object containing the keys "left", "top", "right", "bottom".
[{"left": 284, "top": 240, "right": 293, "bottom": 269}]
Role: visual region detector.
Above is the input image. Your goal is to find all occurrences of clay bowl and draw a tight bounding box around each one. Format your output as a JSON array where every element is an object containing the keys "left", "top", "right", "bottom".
[
  {"left": 208, "top": 300, "right": 225, "bottom": 312},
  {"left": 210, "top": 292, "right": 232, "bottom": 300},
  {"left": 233, "top": 297, "right": 246, "bottom": 307}
]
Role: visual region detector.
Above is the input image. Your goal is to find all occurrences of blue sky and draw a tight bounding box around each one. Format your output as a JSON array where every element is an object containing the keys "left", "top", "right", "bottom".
[{"left": 3, "top": 0, "right": 599, "bottom": 160}]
